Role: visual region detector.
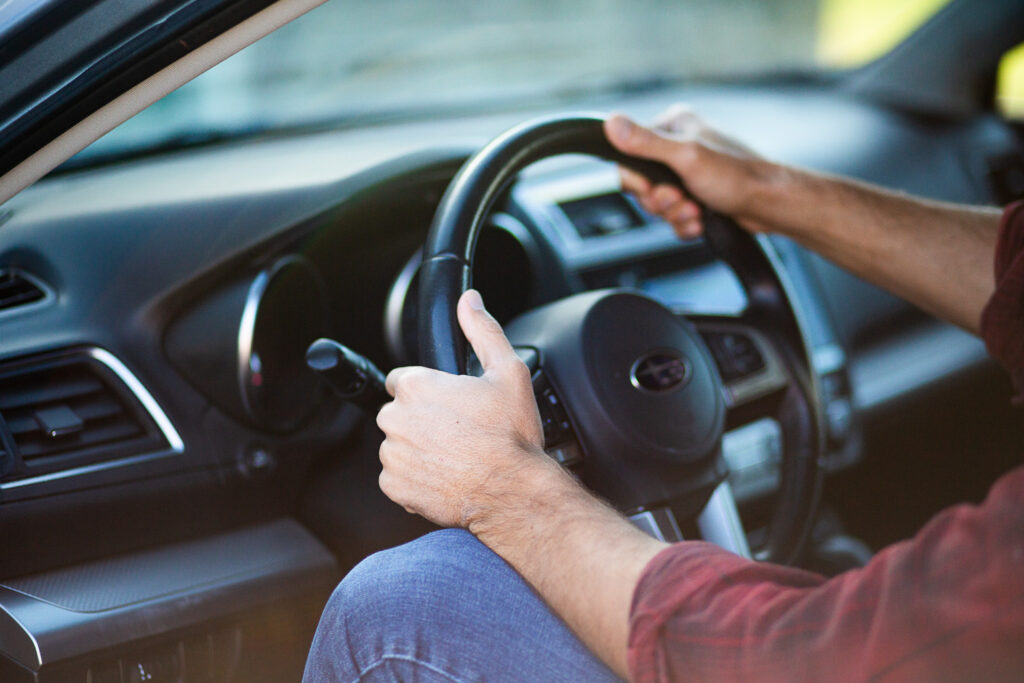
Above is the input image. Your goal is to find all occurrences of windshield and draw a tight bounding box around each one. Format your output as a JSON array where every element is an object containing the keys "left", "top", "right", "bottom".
[{"left": 69, "top": 0, "right": 952, "bottom": 166}]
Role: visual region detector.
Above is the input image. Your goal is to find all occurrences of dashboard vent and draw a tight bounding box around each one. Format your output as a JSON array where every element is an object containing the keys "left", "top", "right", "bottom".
[
  {"left": 558, "top": 192, "right": 644, "bottom": 237},
  {"left": 0, "top": 353, "right": 170, "bottom": 478},
  {"left": 0, "top": 270, "right": 46, "bottom": 312}
]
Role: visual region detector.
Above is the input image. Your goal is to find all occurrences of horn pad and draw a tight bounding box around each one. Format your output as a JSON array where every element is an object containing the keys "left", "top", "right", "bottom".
[{"left": 505, "top": 289, "right": 726, "bottom": 509}]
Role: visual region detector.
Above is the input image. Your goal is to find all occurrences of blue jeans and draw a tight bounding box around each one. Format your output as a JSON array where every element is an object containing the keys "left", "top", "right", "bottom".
[{"left": 303, "top": 529, "right": 623, "bottom": 682}]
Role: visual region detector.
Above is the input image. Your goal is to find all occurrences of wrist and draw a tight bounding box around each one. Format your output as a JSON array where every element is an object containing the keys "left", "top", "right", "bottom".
[
  {"left": 463, "top": 449, "right": 579, "bottom": 537},
  {"left": 738, "top": 160, "right": 808, "bottom": 236}
]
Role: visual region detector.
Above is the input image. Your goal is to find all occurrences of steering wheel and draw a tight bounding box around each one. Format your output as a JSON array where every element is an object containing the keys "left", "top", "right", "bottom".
[{"left": 418, "top": 114, "right": 822, "bottom": 564}]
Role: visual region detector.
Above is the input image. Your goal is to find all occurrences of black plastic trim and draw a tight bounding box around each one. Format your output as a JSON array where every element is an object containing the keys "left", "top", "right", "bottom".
[
  {"left": 0, "top": 518, "right": 336, "bottom": 670},
  {"left": 0, "top": 0, "right": 277, "bottom": 177}
]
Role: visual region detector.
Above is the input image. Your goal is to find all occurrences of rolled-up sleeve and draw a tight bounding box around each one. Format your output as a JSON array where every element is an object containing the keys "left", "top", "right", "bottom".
[{"left": 628, "top": 467, "right": 1024, "bottom": 682}]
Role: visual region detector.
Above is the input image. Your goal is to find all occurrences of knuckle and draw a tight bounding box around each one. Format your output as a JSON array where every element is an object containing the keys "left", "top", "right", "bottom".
[
  {"left": 652, "top": 184, "right": 682, "bottom": 207},
  {"left": 480, "top": 314, "right": 505, "bottom": 337},
  {"left": 377, "top": 439, "right": 393, "bottom": 465},
  {"left": 677, "top": 141, "right": 703, "bottom": 167},
  {"left": 375, "top": 403, "right": 393, "bottom": 430},
  {"left": 498, "top": 356, "right": 531, "bottom": 383},
  {"left": 399, "top": 367, "right": 430, "bottom": 393}
]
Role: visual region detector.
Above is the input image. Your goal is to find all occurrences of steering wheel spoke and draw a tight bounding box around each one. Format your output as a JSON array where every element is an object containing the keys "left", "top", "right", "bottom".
[
  {"left": 629, "top": 484, "right": 753, "bottom": 559},
  {"left": 629, "top": 506, "right": 685, "bottom": 543},
  {"left": 697, "top": 481, "right": 753, "bottom": 558}
]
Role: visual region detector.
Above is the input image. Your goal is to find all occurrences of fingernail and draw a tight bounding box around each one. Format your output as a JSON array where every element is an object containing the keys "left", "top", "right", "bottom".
[{"left": 464, "top": 289, "right": 485, "bottom": 310}]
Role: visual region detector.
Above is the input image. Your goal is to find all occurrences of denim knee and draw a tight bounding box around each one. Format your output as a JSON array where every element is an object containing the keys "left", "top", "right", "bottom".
[
  {"left": 305, "top": 529, "right": 505, "bottom": 681},
  {"left": 304, "top": 529, "right": 622, "bottom": 682}
]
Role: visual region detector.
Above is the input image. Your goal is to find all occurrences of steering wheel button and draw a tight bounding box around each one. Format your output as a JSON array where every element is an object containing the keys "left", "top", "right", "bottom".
[{"left": 703, "top": 331, "right": 766, "bottom": 381}]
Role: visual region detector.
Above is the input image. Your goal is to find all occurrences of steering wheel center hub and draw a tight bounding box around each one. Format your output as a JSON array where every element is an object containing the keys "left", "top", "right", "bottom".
[
  {"left": 581, "top": 291, "right": 724, "bottom": 463},
  {"left": 504, "top": 289, "right": 727, "bottom": 510}
]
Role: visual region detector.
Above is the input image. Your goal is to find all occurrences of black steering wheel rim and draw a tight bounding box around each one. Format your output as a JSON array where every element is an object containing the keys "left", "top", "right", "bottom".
[{"left": 418, "top": 113, "right": 822, "bottom": 564}]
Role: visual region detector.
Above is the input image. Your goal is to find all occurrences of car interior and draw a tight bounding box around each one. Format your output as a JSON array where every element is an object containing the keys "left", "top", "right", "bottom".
[{"left": 1, "top": 0, "right": 1023, "bottom": 681}]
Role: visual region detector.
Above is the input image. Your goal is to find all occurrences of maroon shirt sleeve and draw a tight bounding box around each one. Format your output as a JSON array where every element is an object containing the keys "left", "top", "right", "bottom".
[{"left": 628, "top": 201, "right": 1024, "bottom": 682}]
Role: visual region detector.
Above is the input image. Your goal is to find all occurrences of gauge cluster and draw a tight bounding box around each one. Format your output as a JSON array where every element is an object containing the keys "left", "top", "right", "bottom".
[{"left": 165, "top": 256, "right": 327, "bottom": 434}]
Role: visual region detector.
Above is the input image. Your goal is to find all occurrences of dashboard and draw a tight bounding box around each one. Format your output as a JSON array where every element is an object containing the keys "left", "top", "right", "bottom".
[{"left": 0, "top": 81, "right": 1020, "bottom": 680}]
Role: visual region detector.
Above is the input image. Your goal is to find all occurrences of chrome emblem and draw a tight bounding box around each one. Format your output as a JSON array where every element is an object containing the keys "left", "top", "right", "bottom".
[{"left": 630, "top": 351, "right": 691, "bottom": 393}]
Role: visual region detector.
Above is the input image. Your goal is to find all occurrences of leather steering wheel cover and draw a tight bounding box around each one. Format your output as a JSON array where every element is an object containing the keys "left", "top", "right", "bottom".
[{"left": 418, "top": 114, "right": 822, "bottom": 564}]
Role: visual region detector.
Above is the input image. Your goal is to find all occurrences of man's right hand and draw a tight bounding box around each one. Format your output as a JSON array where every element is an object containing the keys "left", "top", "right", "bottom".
[{"left": 604, "top": 106, "right": 784, "bottom": 238}]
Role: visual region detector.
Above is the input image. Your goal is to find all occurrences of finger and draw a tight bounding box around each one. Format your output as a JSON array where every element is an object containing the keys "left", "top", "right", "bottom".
[
  {"left": 378, "top": 469, "right": 420, "bottom": 516},
  {"left": 605, "top": 113, "right": 680, "bottom": 164},
  {"left": 378, "top": 436, "right": 393, "bottom": 465},
  {"left": 378, "top": 468, "right": 400, "bottom": 504},
  {"left": 650, "top": 184, "right": 685, "bottom": 213},
  {"left": 618, "top": 165, "right": 652, "bottom": 195},
  {"left": 385, "top": 366, "right": 417, "bottom": 398},
  {"left": 636, "top": 193, "right": 659, "bottom": 216},
  {"left": 376, "top": 400, "right": 396, "bottom": 433},
  {"left": 672, "top": 215, "right": 704, "bottom": 240},
  {"left": 667, "top": 201, "right": 700, "bottom": 226},
  {"left": 457, "top": 289, "right": 519, "bottom": 375}
]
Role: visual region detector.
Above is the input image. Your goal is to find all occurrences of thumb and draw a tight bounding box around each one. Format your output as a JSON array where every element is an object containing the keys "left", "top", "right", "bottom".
[
  {"left": 457, "top": 289, "right": 518, "bottom": 375},
  {"left": 605, "top": 113, "right": 682, "bottom": 164}
]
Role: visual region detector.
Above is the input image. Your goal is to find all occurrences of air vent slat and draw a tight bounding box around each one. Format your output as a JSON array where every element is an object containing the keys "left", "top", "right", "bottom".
[
  {"left": 559, "top": 192, "right": 644, "bottom": 237},
  {"left": 0, "top": 289, "right": 43, "bottom": 307},
  {"left": 0, "top": 375, "right": 104, "bottom": 411},
  {"left": 0, "top": 352, "right": 171, "bottom": 477},
  {"left": 6, "top": 415, "right": 40, "bottom": 436},
  {"left": 4, "top": 393, "right": 125, "bottom": 435},
  {"left": 17, "top": 419, "right": 142, "bottom": 460},
  {"left": 0, "top": 270, "right": 46, "bottom": 311},
  {"left": 68, "top": 395, "right": 125, "bottom": 422}
]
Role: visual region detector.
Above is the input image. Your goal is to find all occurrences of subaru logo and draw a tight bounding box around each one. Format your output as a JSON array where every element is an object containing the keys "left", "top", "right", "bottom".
[{"left": 630, "top": 351, "right": 691, "bottom": 393}]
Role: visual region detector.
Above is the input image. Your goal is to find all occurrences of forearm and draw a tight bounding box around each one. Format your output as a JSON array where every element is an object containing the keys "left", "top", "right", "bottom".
[
  {"left": 604, "top": 113, "right": 1000, "bottom": 333},
  {"left": 755, "top": 164, "right": 1000, "bottom": 333},
  {"left": 467, "top": 453, "right": 668, "bottom": 679}
]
